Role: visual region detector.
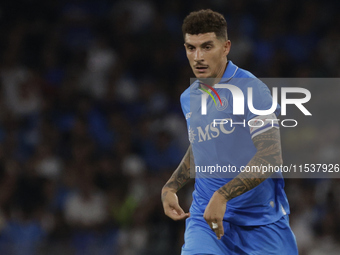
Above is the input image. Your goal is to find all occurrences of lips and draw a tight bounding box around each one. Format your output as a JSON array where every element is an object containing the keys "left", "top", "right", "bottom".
[{"left": 195, "top": 66, "right": 208, "bottom": 72}]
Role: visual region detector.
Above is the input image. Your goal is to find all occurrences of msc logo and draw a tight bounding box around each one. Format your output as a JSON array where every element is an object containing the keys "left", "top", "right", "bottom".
[{"left": 188, "top": 119, "right": 235, "bottom": 143}]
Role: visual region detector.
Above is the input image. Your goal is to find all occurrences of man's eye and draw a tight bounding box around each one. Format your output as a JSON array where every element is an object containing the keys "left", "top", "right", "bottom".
[
  {"left": 188, "top": 46, "right": 194, "bottom": 50},
  {"left": 205, "top": 45, "right": 212, "bottom": 50}
]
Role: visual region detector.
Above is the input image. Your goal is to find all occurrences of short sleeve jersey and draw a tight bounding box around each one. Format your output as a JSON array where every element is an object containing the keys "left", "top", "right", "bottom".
[{"left": 180, "top": 61, "right": 289, "bottom": 226}]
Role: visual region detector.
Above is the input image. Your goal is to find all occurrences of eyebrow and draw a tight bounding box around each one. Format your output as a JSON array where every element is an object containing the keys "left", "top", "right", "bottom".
[
  {"left": 185, "top": 40, "right": 214, "bottom": 47},
  {"left": 201, "top": 41, "right": 214, "bottom": 47}
]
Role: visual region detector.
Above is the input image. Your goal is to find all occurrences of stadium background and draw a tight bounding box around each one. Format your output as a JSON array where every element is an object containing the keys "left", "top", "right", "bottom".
[{"left": 0, "top": 0, "right": 339, "bottom": 254}]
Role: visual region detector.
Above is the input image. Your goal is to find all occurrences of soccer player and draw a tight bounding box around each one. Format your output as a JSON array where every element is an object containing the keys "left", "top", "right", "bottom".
[{"left": 161, "top": 9, "right": 298, "bottom": 255}]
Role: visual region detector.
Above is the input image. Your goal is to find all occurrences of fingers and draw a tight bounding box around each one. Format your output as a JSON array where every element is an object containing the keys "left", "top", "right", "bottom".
[
  {"left": 165, "top": 204, "right": 190, "bottom": 221},
  {"left": 161, "top": 190, "right": 189, "bottom": 221},
  {"left": 172, "top": 208, "right": 190, "bottom": 220},
  {"left": 213, "top": 220, "right": 224, "bottom": 240},
  {"left": 205, "top": 218, "right": 224, "bottom": 239}
]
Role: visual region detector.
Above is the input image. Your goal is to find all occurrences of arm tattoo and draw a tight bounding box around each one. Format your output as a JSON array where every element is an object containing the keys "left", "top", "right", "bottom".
[
  {"left": 161, "top": 191, "right": 168, "bottom": 202},
  {"left": 217, "top": 128, "right": 283, "bottom": 201},
  {"left": 162, "top": 145, "right": 194, "bottom": 194}
]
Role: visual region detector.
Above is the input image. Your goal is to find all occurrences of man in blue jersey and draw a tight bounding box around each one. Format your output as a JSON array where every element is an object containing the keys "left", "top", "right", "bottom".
[{"left": 161, "top": 9, "right": 298, "bottom": 254}]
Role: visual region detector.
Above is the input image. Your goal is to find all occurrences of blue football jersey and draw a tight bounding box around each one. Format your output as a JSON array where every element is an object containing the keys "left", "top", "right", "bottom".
[{"left": 180, "top": 61, "right": 290, "bottom": 226}]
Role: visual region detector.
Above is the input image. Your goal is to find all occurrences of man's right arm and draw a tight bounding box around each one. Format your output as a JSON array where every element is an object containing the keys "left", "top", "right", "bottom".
[{"left": 161, "top": 144, "right": 193, "bottom": 220}]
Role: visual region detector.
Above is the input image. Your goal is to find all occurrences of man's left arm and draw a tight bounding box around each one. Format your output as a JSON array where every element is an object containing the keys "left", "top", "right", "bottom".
[{"left": 203, "top": 127, "right": 283, "bottom": 239}]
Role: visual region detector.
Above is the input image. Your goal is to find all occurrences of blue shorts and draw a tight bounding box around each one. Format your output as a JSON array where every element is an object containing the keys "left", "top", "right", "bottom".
[{"left": 181, "top": 215, "right": 298, "bottom": 255}]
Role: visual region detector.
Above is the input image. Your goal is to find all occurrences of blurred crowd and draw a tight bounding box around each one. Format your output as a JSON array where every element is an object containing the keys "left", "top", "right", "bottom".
[{"left": 0, "top": 0, "right": 339, "bottom": 254}]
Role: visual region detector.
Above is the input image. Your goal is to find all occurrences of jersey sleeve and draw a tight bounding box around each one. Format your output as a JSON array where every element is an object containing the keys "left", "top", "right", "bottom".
[{"left": 249, "top": 113, "right": 279, "bottom": 139}]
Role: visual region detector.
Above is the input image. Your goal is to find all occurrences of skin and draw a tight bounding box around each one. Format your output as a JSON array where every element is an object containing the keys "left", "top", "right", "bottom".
[
  {"left": 184, "top": 32, "right": 231, "bottom": 81},
  {"left": 162, "top": 145, "right": 193, "bottom": 221},
  {"left": 161, "top": 32, "right": 283, "bottom": 240}
]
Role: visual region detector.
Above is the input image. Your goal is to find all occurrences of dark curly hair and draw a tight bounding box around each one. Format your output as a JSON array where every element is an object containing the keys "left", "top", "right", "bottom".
[{"left": 182, "top": 9, "right": 228, "bottom": 40}]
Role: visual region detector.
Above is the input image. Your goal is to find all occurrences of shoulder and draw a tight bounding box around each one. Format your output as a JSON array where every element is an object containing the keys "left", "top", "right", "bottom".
[
  {"left": 235, "top": 66, "right": 257, "bottom": 79},
  {"left": 233, "top": 67, "right": 269, "bottom": 93},
  {"left": 180, "top": 85, "right": 191, "bottom": 103},
  {"left": 180, "top": 81, "right": 198, "bottom": 105},
  {"left": 180, "top": 84, "right": 194, "bottom": 117}
]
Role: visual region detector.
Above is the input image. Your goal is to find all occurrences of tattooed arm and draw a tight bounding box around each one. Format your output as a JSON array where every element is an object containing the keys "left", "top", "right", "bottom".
[
  {"left": 162, "top": 144, "right": 194, "bottom": 193},
  {"left": 203, "top": 127, "right": 282, "bottom": 239},
  {"left": 161, "top": 145, "right": 194, "bottom": 220},
  {"left": 217, "top": 127, "right": 282, "bottom": 200}
]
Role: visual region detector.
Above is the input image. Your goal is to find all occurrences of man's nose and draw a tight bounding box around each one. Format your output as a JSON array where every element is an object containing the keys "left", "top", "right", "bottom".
[{"left": 194, "top": 49, "right": 204, "bottom": 61}]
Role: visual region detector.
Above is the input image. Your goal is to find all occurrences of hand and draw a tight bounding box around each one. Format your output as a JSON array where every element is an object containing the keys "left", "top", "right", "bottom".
[
  {"left": 161, "top": 188, "right": 190, "bottom": 221},
  {"left": 203, "top": 191, "right": 227, "bottom": 239}
]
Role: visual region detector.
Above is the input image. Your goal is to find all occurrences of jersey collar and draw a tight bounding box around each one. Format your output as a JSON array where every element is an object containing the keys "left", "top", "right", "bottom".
[{"left": 221, "top": 60, "right": 238, "bottom": 81}]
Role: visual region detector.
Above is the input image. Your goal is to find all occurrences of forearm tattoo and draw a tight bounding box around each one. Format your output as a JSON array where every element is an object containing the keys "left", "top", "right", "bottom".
[
  {"left": 162, "top": 145, "right": 193, "bottom": 197},
  {"left": 217, "top": 128, "right": 283, "bottom": 201}
]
